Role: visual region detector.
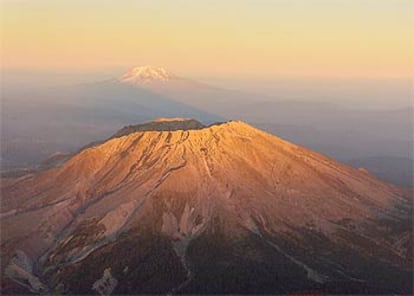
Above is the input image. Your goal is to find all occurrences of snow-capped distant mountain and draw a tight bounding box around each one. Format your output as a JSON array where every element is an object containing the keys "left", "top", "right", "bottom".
[{"left": 118, "top": 65, "right": 176, "bottom": 84}]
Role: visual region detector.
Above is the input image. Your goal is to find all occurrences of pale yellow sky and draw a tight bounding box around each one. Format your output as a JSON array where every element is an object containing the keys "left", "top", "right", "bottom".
[{"left": 1, "top": 0, "right": 413, "bottom": 79}]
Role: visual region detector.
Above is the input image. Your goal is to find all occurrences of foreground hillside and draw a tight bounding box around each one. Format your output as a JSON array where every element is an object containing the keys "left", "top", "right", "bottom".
[{"left": 1, "top": 119, "right": 412, "bottom": 294}]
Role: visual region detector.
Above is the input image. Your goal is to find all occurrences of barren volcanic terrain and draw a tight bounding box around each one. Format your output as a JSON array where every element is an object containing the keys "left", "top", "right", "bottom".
[{"left": 1, "top": 119, "right": 412, "bottom": 294}]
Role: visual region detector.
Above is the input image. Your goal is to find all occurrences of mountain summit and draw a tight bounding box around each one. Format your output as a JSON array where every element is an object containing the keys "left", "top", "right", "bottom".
[
  {"left": 118, "top": 65, "right": 176, "bottom": 84},
  {"left": 111, "top": 118, "right": 206, "bottom": 138},
  {"left": 1, "top": 119, "right": 412, "bottom": 294}
]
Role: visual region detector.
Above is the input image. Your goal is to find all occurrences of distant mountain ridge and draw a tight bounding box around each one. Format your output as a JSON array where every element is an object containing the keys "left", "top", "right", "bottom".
[{"left": 347, "top": 156, "right": 414, "bottom": 188}]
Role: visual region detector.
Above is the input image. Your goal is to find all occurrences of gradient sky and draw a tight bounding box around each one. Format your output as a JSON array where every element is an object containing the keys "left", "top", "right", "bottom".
[{"left": 1, "top": 0, "right": 413, "bottom": 79}]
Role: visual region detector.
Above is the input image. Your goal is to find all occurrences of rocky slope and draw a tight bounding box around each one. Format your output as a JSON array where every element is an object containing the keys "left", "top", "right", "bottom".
[{"left": 0, "top": 119, "right": 412, "bottom": 294}]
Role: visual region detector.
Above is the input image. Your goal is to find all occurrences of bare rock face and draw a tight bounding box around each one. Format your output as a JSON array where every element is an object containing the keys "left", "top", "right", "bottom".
[
  {"left": 111, "top": 118, "right": 206, "bottom": 138},
  {"left": 1, "top": 119, "right": 412, "bottom": 294}
]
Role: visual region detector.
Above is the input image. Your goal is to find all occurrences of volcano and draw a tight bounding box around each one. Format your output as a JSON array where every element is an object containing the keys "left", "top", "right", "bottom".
[
  {"left": 1, "top": 119, "right": 412, "bottom": 294},
  {"left": 118, "top": 65, "right": 177, "bottom": 84}
]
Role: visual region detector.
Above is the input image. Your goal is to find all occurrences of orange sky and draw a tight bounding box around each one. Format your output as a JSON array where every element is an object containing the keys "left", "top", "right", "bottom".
[{"left": 1, "top": 0, "right": 413, "bottom": 79}]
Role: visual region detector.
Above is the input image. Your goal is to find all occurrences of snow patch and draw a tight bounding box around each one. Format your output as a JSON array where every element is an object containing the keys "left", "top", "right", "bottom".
[
  {"left": 4, "top": 250, "right": 48, "bottom": 293},
  {"left": 266, "top": 240, "right": 328, "bottom": 283},
  {"left": 92, "top": 268, "right": 118, "bottom": 295},
  {"left": 162, "top": 203, "right": 210, "bottom": 293}
]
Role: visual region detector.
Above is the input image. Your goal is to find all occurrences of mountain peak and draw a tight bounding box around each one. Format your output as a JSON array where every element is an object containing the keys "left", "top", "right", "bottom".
[
  {"left": 110, "top": 118, "right": 248, "bottom": 139},
  {"left": 118, "top": 65, "right": 175, "bottom": 84},
  {"left": 154, "top": 117, "right": 191, "bottom": 122},
  {"left": 111, "top": 118, "right": 206, "bottom": 138}
]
